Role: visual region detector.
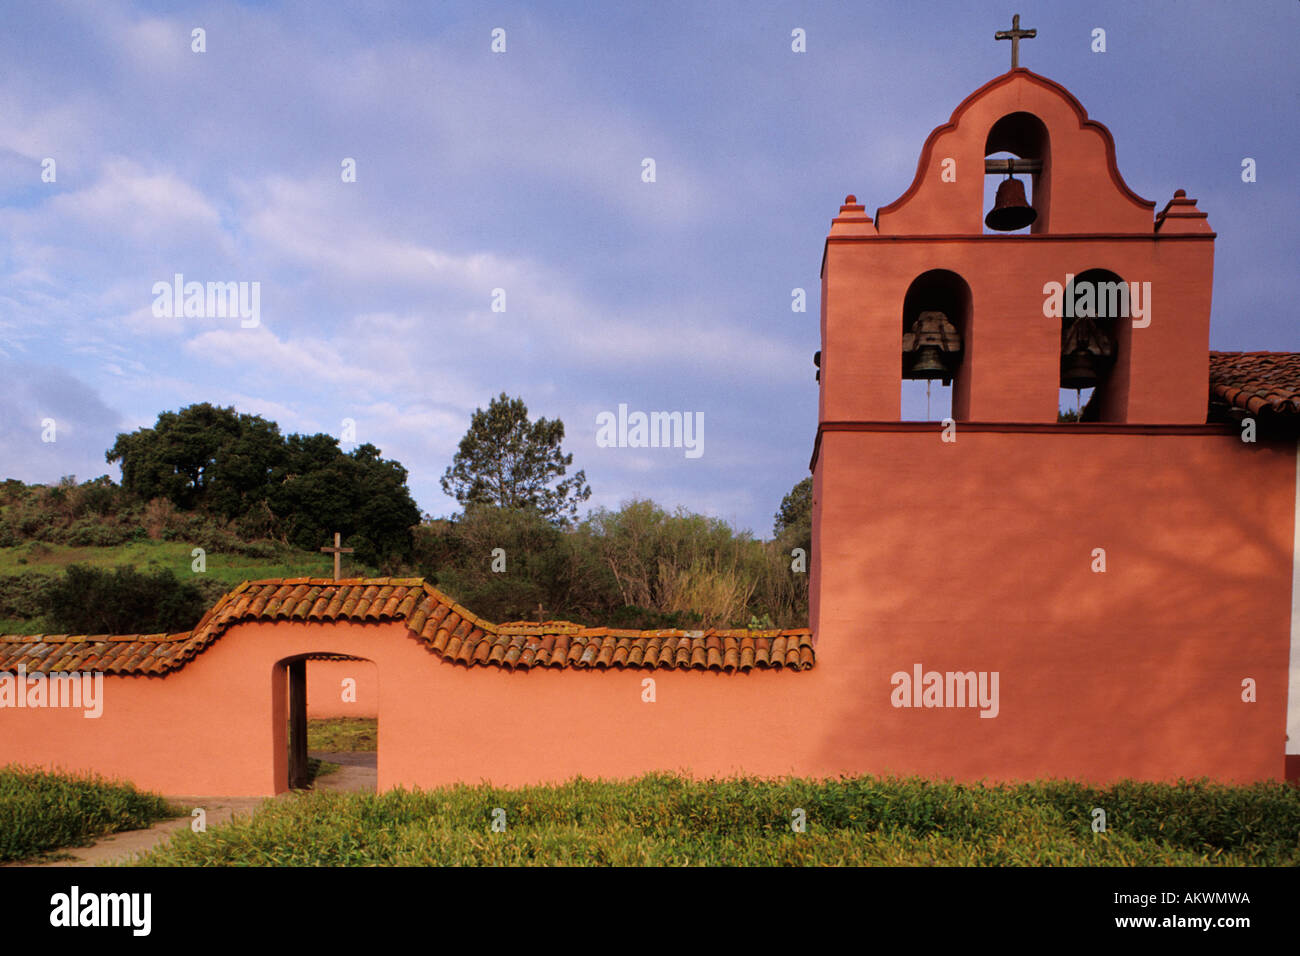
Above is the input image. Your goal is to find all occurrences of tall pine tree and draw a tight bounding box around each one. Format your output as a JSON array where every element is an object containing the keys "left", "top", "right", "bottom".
[{"left": 441, "top": 393, "right": 591, "bottom": 524}]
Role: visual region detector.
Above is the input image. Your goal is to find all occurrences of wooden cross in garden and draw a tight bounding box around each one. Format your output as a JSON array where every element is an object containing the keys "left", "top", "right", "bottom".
[
  {"left": 995, "top": 14, "right": 1036, "bottom": 69},
  {"left": 321, "top": 532, "right": 353, "bottom": 581}
]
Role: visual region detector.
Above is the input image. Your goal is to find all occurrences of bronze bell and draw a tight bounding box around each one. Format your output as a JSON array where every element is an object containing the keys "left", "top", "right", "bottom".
[
  {"left": 985, "top": 175, "right": 1038, "bottom": 231},
  {"left": 908, "top": 346, "right": 948, "bottom": 379},
  {"left": 1060, "top": 352, "right": 1101, "bottom": 390},
  {"left": 1060, "top": 316, "right": 1114, "bottom": 389},
  {"left": 902, "top": 309, "right": 962, "bottom": 383}
]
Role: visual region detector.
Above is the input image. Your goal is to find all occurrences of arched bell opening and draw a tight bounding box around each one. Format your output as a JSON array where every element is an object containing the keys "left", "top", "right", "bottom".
[
  {"left": 983, "top": 112, "right": 1051, "bottom": 234},
  {"left": 1059, "top": 268, "right": 1125, "bottom": 422},
  {"left": 901, "top": 269, "right": 972, "bottom": 421}
]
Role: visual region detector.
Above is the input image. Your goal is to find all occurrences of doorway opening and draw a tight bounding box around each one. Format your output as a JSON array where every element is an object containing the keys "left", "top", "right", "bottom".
[{"left": 276, "top": 654, "right": 378, "bottom": 794}]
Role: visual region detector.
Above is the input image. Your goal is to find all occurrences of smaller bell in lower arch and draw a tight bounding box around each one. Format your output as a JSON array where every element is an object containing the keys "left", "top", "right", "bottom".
[
  {"left": 902, "top": 309, "right": 962, "bottom": 384},
  {"left": 908, "top": 347, "right": 948, "bottom": 379},
  {"left": 1061, "top": 352, "right": 1102, "bottom": 390},
  {"left": 1060, "top": 315, "right": 1114, "bottom": 389},
  {"left": 985, "top": 175, "right": 1038, "bottom": 231}
]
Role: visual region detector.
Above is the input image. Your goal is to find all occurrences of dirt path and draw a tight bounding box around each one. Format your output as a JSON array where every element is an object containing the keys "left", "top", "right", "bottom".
[
  {"left": 22, "top": 795, "right": 274, "bottom": 867},
  {"left": 312, "top": 751, "right": 377, "bottom": 793},
  {"left": 16, "top": 751, "right": 377, "bottom": 866}
]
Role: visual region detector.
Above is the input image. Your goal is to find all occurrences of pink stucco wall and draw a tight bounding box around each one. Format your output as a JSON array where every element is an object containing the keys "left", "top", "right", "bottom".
[{"left": 812, "top": 426, "right": 1294, "bottom": 786}]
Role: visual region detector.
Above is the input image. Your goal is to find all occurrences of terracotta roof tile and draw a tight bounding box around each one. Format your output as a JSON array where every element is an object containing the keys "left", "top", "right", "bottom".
[
  {"left": 1209, "top": 351, "right": 1300, "bottom": 417},
  {"left": 0, "top": 579, "right": 815, "bottom": 678},
  {"left": 394, "top": 589, "right": 418, "bottom": 619}
]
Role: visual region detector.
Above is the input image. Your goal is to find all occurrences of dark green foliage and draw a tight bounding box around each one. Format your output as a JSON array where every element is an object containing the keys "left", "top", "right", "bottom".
[
  {"left": 773, "top": 476, "right": 812, "bottom": 539},
  {"left": 106, "top": 403, "right": 280, "bottom": 512},
  {"left": 0, "top": 572, "right": 58, "bottom": 621},
  {"left": 131, "top": 774, "right": 1300, "bottom": 866},
  {"left": 45, "top": 564, "right": 207, "bottom": 634},
  {"left": 0, "top": 476, "right": 140, "bottom": 548},
  {"left": 416, "top": 496, "right": 809, "bottom": 628},
  {"left": 1031, "top": 779, "right": 1300, "bottom": 862},
  {"left": 268, "top": 438, "right": 420, "bottom": 568},
  {"left": 441, "top": 393, "right": 591, "bottom": 524},
  {"left": 416, "top": 504, "right": 586, "bottom": 621},
  {"left": 0, "top": 479, "right": 25, "bottom": 505},
  {"left": 0, "top": 475, "right": 353, "bottom": 558},
  {"left": 767, "top": 477, "right": 811, "bottom": 622},
  {"left": 104, "top": 404, "right": 420, "bottom": 565},
  {"left": 0, "top": 766, "right": 175, "bottom": 862}
]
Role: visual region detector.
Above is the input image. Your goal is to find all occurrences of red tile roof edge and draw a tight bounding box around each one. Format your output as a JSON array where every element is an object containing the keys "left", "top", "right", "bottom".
[
  {"left": 1209, "top": 351, "right": 1300, "bottom": 417},
  {"left": 0, "top": 578, "right": 814, "bottom": 677}
]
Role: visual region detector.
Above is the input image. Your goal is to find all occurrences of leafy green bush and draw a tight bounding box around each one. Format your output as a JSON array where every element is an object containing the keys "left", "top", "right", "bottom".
[
  {"left": 44, "top": 564, "right": 207, "bottom": 634},
  {"left": 0, "top": 766, "right": 175, "bottom": 862},
  {"left": 0, "top": 571, "right": 58, "bottom": 621},
  {"left": 417, "top": 497, "right": 809, "bottom": 629},
  {"left": 64, "top": 518, "right": 134, "bottom": 547}
]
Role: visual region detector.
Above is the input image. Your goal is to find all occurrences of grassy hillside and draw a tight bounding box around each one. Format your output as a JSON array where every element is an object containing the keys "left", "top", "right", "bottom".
[
  {"left": 0, "top": 540, "right": 376, "bottom": 635},
  {"left": 0, "top": 539, "right": 350, "bottom": 579},
  {"left": 0, "top": 475, "right": 812, "bottom": 633},
  {"left": 0, "top": 475, "right": 385, "bottom": 635}
]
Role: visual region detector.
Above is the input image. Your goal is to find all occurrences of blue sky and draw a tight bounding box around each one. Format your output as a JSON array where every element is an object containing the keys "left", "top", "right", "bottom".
[{"left": 1, "top": 0, "right": 1296, "bottom": 537}]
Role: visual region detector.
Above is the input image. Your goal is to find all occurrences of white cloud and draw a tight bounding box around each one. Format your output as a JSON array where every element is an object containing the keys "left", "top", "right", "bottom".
[{"left": 44, "top": 157, "right": 221, "bottom": 241}]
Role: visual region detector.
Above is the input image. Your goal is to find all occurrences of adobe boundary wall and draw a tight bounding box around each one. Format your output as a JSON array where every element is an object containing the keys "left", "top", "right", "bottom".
[{"left": 1, "top": 432, "right": 1293, "bottom": 795}]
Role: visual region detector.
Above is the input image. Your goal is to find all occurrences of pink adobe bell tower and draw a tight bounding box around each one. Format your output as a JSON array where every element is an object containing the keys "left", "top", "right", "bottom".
[
  {"left": 803, "top": 48, "right": 1292, "bottom": 784},
  {"left": 815, "top": 67, "right": 1215, "bottom": 431}
]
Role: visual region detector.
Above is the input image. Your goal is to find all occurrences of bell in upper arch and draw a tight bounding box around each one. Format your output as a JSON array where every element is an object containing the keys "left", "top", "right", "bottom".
[{"left": 985, "top": 175, "right": 1038, "bottom": 232}]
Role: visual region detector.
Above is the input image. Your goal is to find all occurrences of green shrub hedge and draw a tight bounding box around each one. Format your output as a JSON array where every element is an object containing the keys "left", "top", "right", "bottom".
[
  {"left": 133, "top": 773, "right": 1300, "bottom": 866},
  {"left": 0, "top": 766, "right": 175, "bottom": 862}
]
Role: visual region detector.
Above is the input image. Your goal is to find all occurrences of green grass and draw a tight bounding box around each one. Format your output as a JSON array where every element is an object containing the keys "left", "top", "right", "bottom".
[
  {"left": 307, "top": 718, "right": 378, "bottom": 752},
  {"left": 0, "top": 540, "right": 356, "bottom": 581},
  {"left": 0, "top": 765, "right": 178, "bottom": 863},
  {"left": 0, "top": 616, "right": 44, "bottom": 635},
  {"left": 0, "top": 540, "right": 379, "bottom": 635},
  {"left": 130, "top": 773, "right": 1300, "bottom": 866}
]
